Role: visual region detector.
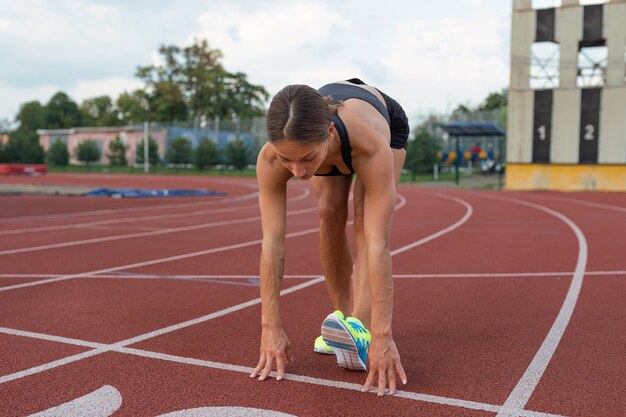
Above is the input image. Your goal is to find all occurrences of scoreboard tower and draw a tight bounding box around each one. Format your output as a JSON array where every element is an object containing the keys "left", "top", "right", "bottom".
[{"left": 507, "top": 0, "right": 626, "bottom": 191}]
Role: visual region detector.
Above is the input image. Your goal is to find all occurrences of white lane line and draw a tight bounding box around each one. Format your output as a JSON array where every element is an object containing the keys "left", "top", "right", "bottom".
[
  {"left": 28, "top": 385, "right": 122, "bottom": 417},
  {"left": 465, "top": 195, "right": 587, "bottom": 417},
  {"left": 0, "top": 189, "right": 260, "bottom": 223},
  {"left": 0, "top": 349, "right": 107, "bottom": 384},
  {"left": 391, "top": 193, "right": 473, "bottom": 256},
  {"left": 157, "top": 407, "right": 297, "bottom": 417},
  {"left": 0, "top": 188, "right": 311, "bottom": 237},
  {"left": 0, "top": 190, "right": 394, "bottom": 292},
  {"left": 0, "top": 195, "right": 472, "bottom": 412},
  {"left": 113, "top": 276, "right": 326, "bottom": 347},
  {"left": 0, "top": 193, "right": 516, "bottom": 415},
  {"left": 0, "top": 277, "right": 325, "bottom": 383},
  {"left": 0, "top": 204, "right": 261, "bottom": 236},
  {"left": 118, "top": 348, "right": 527, "bottom": 416},
  {"left": 0, "top": 326, "right": 566, "bottom": 417},
  {"left": 0, "top": 206, "right": 317, "bottom": 257},
  {"left": 526, "top": 194, "right": 626, "bottom": 214},
  {"left": 3, "top": 270, "right": 626, "bottom": 280}
]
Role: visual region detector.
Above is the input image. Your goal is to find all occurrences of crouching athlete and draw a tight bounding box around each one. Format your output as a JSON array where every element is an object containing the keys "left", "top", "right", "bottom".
[{"left": 250, "top": 79, "right": 409, "bottom": 396}]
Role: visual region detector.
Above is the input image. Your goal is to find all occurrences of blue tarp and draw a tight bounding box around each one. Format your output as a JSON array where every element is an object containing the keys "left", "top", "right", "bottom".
[{"left": 85, "top": 188, "right": 227, "bottom": 198}]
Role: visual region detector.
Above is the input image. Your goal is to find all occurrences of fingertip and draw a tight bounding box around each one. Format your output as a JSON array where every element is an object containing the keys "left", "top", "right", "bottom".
[{"left": 402, "top": 379, "right": 407, "bottom": 385}]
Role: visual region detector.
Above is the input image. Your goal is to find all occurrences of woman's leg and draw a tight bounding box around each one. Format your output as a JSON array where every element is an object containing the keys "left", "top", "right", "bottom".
[
  {"left": 310, "top": 175, "right": 354, "bottom": 316},
  {"left": 351, "top": 148, "right": 406, "bottom": 328},
  {"left": 350, "top": 177, "right": 369, "bottom": 327}
]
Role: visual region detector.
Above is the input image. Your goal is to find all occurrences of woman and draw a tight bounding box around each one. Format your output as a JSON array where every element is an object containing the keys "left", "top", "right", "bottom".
[{"left": 250, "top": 79, "right": 409, "bottom": 396}]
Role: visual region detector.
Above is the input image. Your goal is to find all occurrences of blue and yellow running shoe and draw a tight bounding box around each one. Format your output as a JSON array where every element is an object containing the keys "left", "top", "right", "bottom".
[
  {"left": 313, "top": 335, "right": 334, "bottom": 354},
  {"left": 321, "top": 310, "right": 371, "bottom": 371}
]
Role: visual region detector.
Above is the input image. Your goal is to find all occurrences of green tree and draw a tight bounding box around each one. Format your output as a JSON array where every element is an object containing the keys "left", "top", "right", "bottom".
[
  {"left": 135, "top": 136, "right": 160, "bottom": 166},
  {"left": 405, "top": 128, "right": 440, "bottom": 177},
  {"left": 15, "top": 101, "right": 46, "bottom": 132},
  {"left": 8, "top": 100, "right": 47, "bottom": 163},
  {"left": 107, "top": 135, "right": 128, "bottom": 166},
  {"left": 80, "top": 96, "right": 120, "bottom": 127},
  {"left": 224, "top": 138, "right": 250, "bottom": 171},
  {"left": 150, "top": 81, "right": 188, "bottom": 122},
  {"left": 220, "top": 71, "right": 269, "bottom": 118},
  {"left": 194, "top": 137, "right": 219, "bottom": 170},
  {"left": 47, "top": 139, "right": 69, "bottom": 166},
  {"left": 117, "top": 89, "right": 151, "bottom": 124},
  {"left": 6, "top": 129, "right": 45, "bottom": 163},
  {"left": 0, "top": 143, "right": 8, "bottom": 163},
  {"left": 75, "top": 140, "right": 101, "bottom": 171},
  {"left": 478, "top": 89, "right": 508, "bottom": 111},
  {"left": 45, "top": 92, "right": 82, "bottom": 128},
  {"left": 165, "top": 136, "right": 192, "bottom": 172},
  {"left": 136, "top": 39, "right": 269, "bottom": 125}
]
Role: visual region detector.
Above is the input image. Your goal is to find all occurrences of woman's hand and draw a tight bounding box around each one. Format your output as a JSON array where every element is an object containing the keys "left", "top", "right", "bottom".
[
  {"left": 362, "top": 334, "right": 407, "bottom": 396},
  {"left": 250, "top": 326, "right": 294, "bottom": 381}
]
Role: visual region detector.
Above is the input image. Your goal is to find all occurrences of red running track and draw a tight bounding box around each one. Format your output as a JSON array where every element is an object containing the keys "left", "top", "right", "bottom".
[{"left": 0, "top": 173, "right": 624, "bottom": 417}]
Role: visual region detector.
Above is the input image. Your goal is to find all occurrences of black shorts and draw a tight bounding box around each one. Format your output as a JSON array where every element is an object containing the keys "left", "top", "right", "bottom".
[
  {"left": 345, "top": 78, "right": 410, "bottom": 150},
  {"left": 379, "top": 91, "right": 410, "bottom": 150}
]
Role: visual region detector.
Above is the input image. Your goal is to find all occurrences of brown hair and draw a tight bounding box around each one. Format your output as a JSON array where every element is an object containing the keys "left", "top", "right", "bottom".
[{"left": 266, "top": 84, "right": 341, "bottom": 144}]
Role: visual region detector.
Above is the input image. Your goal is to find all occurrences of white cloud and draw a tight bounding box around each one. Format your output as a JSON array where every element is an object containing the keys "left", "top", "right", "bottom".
[
  {"left": 0, "top": 0, "right": 512, "bottom": 124},
  {"left": 0, "top": 83, "right": 58, "bottom": 121},
  {"left": 69, "top": 77, "right": 144, "bottom": 103}
]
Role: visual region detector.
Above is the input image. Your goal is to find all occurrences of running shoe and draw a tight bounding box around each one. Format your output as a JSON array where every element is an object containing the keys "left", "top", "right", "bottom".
[
  {"left": 313, "top": 335, "right": 334, "bottom": 355},
  {"left": 321, "top": 310, "right": 371, "bottom": 371}
]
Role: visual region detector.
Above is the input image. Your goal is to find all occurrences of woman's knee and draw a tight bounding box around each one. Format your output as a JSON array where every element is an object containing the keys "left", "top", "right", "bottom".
[{"left": 317, "top": 199, "right": 348, "bottom": 229}]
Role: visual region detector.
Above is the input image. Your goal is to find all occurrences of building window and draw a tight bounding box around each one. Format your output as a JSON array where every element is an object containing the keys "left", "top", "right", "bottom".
[
  {"left": 531, "top": 42, "right": 560, "bottom": 89},
  {"left": 532, "top": 0, "right": 560, "bottom": 9},
  {"left": 577, "top": 45, "right": 607, "bottom": 87},
  {"left": 579, "top": 0, "right": 605, "bottom": 5}
]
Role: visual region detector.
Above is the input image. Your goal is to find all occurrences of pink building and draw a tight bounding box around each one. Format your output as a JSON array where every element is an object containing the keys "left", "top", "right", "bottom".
[{"left": 38, "top": 126, "right": 167, "bottom": 165}]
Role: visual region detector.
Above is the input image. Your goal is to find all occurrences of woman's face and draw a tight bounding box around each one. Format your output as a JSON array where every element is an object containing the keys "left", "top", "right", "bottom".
[{"left": 271, "top": 136, "right": 331, "bottom": 180}]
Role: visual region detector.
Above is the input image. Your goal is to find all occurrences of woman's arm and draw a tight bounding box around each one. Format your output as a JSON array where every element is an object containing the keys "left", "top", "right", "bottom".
[
  {"left": 349, "top": 116, "right": 407, "bottom": 396},
  {"left": 251, "top": 144, "right": 294, "bottom": 381}
]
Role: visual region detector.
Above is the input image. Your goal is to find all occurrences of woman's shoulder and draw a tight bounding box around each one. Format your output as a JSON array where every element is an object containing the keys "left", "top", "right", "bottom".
[
  {"left": 257, "top": 143, "right": 292, "bottom": 185},
  {"left": 338, "top": 102, "right": 390, "bottom": 152}
]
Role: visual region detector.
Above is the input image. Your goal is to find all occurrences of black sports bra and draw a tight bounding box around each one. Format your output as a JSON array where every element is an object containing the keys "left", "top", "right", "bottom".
[{"left": 315, "top": 81, "right": 390, "bottom": 176}]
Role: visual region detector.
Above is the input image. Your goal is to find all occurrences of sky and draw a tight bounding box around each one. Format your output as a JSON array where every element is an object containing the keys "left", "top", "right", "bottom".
[{"left": 0, "top": 0, "right": 513, "bottom": 127}]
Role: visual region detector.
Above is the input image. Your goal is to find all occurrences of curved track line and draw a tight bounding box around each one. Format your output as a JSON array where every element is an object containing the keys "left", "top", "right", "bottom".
[
  {"left": 0, "top": 191, "right": 259, "bottom": 223},
  {"left": 0, "top": 188, "right": 311, "bottom": 237},
  {"left": 0, "top": 191, "right": 463, "bottom": 361},
  {"left": 0, "top": 277, "right": 327, "bottom": 384},
  {"left": 28, "top": 385, "right": 121, "bottom": 417},
  {"left": 0, "top": 188, "right": 400, "bottom": 291},
  {"left": 461, "top": 194, "right": 588, "bottom": 417},
  {"left": 0, "top": 327, "right": 565, "bottom": 417},
  {"left": 0, "top": 205, "right": 318, "bottom": 257},
  {"left": 0, "top": 177, "right": 263, "bottom": 224},
  {"left": 523, "top": 194, "right": 626, "bottom": 214},
  {"left": 0, "top": 193, "right": 499, "bottom": 416},
  {"left": 391, "top": 192, "right": 473, "bottom": 256},
  {"left": 0, "top": 192, "right": 313, "bottom": 255},
  {"left": 4, "top": 270, "right": 625, "bottom": 281}
]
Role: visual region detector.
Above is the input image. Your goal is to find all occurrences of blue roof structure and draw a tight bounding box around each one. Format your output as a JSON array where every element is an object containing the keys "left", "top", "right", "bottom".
[{"left": 439, "top": 122, "right": 506, "bottom": 137}]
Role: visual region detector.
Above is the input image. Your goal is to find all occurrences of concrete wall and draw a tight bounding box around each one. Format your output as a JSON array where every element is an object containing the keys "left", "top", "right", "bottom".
[{"left": 507, "top": 0, "right": 626, "bottom": 190}]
